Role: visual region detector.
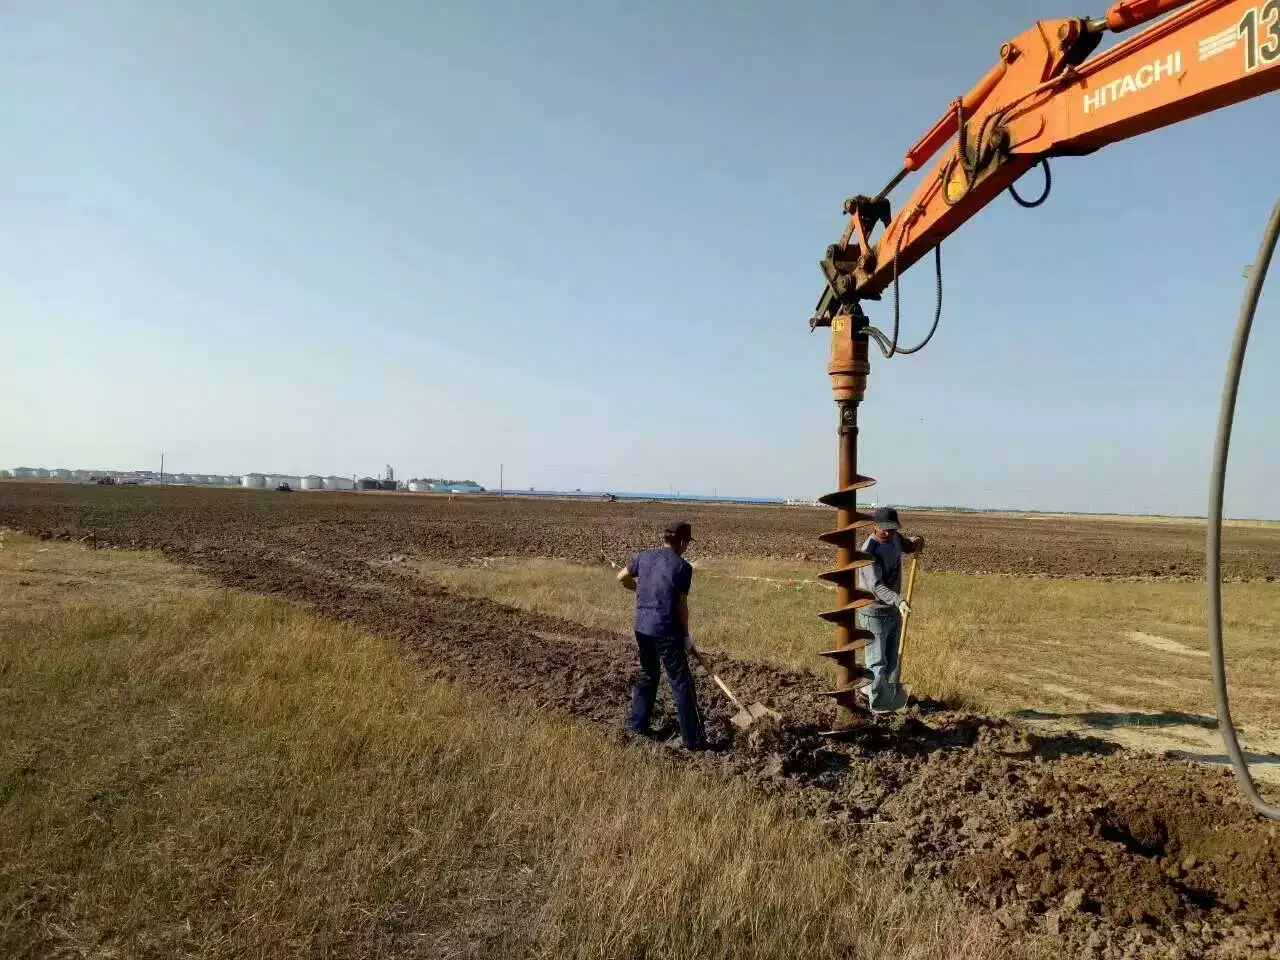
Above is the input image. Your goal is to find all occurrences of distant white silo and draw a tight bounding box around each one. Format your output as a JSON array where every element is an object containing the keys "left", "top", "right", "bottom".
[
  {"left": 300, "top": 475, "right": 323, "bottom": 490},
  {"left": 242, "top": 473, "right": 267, "bottom": 489},
  {"left": 280, "top": 476, "right": 301, "bottom": 489},
  {"left": 52, "top": 468, "right": 73, "bottom": 480},
  {"left": 33, "top": 468, "right": 50, "bottom": 479},
  {"left": 408, "top": 481, "right": 431, "bottom": 493},
  {"left": 325, "top": 475, "right": 354, "bottom": 491}
]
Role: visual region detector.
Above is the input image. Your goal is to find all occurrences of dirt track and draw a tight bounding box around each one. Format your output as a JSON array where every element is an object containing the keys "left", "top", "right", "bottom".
[{"left": 5, "top": 482, "right": 1280, "bottom": 959}]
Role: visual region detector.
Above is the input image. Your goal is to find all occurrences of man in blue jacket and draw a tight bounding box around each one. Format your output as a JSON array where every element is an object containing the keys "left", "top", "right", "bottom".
[
  {"left": 616, "top": 521, "right": 707, "bottom": 749},
  {"left": 856, "top": 506, "right": 925, "bottom": 714}
]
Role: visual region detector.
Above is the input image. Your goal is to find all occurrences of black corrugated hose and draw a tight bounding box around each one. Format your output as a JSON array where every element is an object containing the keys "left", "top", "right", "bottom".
[{"left": 1206, "top": 197, "right": 1280, "bottom": 820}]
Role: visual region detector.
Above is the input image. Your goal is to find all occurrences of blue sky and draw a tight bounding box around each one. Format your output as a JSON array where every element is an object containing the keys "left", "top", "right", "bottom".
[{"left": 2, "top": 1, "right": 1276, "bottom": 515}]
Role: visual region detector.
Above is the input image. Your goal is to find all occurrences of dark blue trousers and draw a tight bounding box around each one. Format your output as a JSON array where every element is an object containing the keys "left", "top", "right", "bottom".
[{"left": 627, "top": 631, "right": 705, "bottom": 747}]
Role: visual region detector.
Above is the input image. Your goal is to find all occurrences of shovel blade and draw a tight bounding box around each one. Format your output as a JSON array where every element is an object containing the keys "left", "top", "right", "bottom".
[{"left": 731, "top": 702, "right": 780, "bottom": 730}]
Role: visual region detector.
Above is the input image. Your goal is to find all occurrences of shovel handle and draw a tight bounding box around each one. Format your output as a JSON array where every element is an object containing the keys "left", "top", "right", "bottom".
[
  {"left": 711, "top": 674, "right": 748, "bottom": 714},
  {"left": 899, "top": 554, "right": 920, "bottom": 677},
  {"left": 691, "top": 648, "right": 749, "bottom": 714}
]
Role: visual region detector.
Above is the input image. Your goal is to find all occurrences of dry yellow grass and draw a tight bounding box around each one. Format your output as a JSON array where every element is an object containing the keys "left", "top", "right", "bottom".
[
  {"left": 417, "top": 556, "right": 1280, "bottom": 729},
  {"left": 918, "top": 571, "right": 1280, "bottom": 728},
  {"left": 419, "top": 557, "right": 976, "bottom": 707},
  {"left": 0, "top": 534, "right": 1029, "bottom": 960},
  {"left": 957, "top": 510, "right": 1280, "bottom": 529}
]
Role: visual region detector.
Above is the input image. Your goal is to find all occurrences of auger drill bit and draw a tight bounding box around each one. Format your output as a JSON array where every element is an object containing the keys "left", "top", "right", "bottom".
[{"left": 818, "top": 307, "right": 877, "bottom": 730}]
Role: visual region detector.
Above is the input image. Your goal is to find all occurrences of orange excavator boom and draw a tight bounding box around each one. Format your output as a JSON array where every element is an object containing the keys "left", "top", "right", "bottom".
[{"left": 812, "top": 0, "right": 1280, "bottom": 322}]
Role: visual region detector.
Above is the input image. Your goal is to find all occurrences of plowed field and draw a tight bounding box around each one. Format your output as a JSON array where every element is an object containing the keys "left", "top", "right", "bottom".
[{"left": 5, "top": 481, "right": 1280, "bottom": 959}]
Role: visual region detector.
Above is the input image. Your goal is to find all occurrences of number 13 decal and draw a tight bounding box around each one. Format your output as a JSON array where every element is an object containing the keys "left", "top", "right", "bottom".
[{"left": 1240, "top": 0, "right": 1280, "bottom": 71}]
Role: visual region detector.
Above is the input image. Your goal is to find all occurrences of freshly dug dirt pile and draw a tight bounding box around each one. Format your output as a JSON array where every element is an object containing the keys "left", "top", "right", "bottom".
[
  {"left": 716, "top": 714, "right": 1280, "bottom": 955},
  {"left": 5, "top": 482, "right": 1280, "bottom": 958}
]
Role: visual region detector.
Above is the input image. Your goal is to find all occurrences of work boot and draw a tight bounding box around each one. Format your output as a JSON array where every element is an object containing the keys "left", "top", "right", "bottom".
[{"left": 870, "top": 685, "right": 909, "bottom": 715}]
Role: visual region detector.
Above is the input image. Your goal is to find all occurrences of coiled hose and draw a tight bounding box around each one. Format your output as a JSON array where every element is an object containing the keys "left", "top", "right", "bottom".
[{"left": 1206, "top": 197, "right": 1280, "bottom": 820}]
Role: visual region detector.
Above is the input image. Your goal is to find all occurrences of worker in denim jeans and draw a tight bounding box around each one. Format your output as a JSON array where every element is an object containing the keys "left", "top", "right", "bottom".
[
  {"left": 616, "top": 521, "right": 708, "bottom": 749},
  {"left": 855, "top": 506, "right": 924, "bottom": 714}
]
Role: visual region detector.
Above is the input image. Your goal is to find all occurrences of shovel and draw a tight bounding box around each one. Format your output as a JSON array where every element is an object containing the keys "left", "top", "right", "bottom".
[
  {"left": 689, "top": 644, "right": 780, "bottom": 730},
  {"left": 898, "top": 553, "right": 920, "bottom": 675},
  {"left": 886, "top": 553, "right": 921, "bottom": 713}
]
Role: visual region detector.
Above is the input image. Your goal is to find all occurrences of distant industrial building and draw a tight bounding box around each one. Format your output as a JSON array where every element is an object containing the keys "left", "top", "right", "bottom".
[{"left": 7, "top": 462, "right": 485, "bottom": 495}]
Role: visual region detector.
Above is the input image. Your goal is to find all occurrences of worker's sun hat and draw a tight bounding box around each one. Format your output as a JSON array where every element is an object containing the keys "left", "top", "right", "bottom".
[
  {"left": 873, "top": 506, "right": 900, "bottom": 530},
  {"left": 664, "top": 521, "right": 694, "bottom": 542}
]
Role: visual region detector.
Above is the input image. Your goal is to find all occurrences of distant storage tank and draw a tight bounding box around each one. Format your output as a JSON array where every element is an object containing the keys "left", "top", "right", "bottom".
[
  {"left": 52, "top": 469, "right": 73, "bottom": 480},
  {"left": 435, "top": 482, "right": 483, "bottom": 494},
  {"left": 408, "top": 481, "right": 431, "bottom": 493},
  {"left": 242, "top": 473, "right": 267, "bottom": 489},
  {"left": 379, "top": 479, "right": 398, "bottom": 492},
  {"left": 358, "top": 477, "right": 379, "bottom": 491},
  {"left": 13, "top": 467, "right": 37, "bottom": 479},
  {"left": 325, "top": 475, "right": 354, "bottom": 491},
  {"left": 300, "top": 475, "right": 323, "bottom": 490},
  {"left": 33, "top": 468, "right": 50, "bottom": 479}
]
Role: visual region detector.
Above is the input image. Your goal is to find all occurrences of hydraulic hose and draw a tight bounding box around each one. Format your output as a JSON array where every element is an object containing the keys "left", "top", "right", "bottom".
[{"left": 1206, "top": 197, "right": 1280, "bottom": 820}]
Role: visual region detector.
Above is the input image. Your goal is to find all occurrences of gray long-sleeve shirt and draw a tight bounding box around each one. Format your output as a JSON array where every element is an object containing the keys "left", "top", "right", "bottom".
[{"left": 856, "top": 533, "right": 915, "bottom": 616}]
